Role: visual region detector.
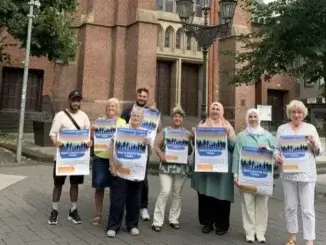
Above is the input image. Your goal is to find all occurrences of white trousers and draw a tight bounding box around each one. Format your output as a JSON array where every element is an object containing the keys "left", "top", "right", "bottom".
[
  {"left": 153, "top": 173, "right": 187, "bottom": 226},
  {"left": 282, "top": 179, "right": 316, "bottom": 241},
  {"left": 241, "top": 191, "right": 269, "bottom": 237}
]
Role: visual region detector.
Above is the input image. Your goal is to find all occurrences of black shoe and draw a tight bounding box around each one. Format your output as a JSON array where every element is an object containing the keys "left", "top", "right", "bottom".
[
  {"left": 216, "top": 229, "right": 228, "bottom": 236},
  {"left": 202, "top": 225, "right": 213, "bottom": 234},
  {"left": 48, "top": 209, "right": 58, "bottom": 225},
  {"left": 67, "top": 209, "right": 82, "bottom": 224}
]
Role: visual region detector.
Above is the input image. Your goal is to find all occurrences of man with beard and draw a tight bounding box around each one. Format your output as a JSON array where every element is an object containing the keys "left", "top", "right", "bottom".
[
  {"left": 121, "top": 87, "right": 160, "bottom": 221},
  {"left": 48, "top": 90, "right": 91, "bottom": 225}
]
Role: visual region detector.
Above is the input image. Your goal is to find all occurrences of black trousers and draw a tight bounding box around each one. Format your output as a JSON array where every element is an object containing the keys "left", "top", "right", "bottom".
[
  {"left": 197, "top": 192, "right": 231, "bottom": 231},
  {"left": 107, "top": 177, "right": 142, "bottom": 231},
  {"left": 140, "top": 157, "right": 149, "bottom": 209}
]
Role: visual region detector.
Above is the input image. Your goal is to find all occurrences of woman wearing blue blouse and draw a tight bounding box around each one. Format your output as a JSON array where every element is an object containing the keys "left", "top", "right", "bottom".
[{"left": 232, "top": 108, "right": 276, "bottom": 243}]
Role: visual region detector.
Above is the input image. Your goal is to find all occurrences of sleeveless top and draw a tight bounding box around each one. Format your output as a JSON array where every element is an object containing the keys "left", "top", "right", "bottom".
[{"left": 159, "top": 127, "right": 192, "bottom": 175}]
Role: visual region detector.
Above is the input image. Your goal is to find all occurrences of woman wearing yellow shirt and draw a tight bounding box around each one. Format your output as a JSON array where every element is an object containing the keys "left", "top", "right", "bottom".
[{"left": 92, "top": 98, "right": 126, "bottom": 225}]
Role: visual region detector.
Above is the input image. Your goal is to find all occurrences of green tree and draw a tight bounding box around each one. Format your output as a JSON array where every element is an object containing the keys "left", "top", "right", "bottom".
[
  {"left": 0, "top": 0, "right": 78, "bottom": 63},
  {"left": 230, "top": 0, "right": 326, "bottom": 96}
]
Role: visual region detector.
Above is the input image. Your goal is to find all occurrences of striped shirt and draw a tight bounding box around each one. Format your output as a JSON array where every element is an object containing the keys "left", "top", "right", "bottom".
[{"left": 275, "top": 122, "right": 323, "bottom": 182}]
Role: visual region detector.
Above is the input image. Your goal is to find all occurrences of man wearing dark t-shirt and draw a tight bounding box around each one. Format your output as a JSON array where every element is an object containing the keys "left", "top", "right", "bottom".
[{"left": 121, "top": 87, "right": 160, "bottom": 221}]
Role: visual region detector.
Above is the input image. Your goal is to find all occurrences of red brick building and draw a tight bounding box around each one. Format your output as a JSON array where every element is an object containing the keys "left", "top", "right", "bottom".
[{"left": 0, "top": 0, "right": 295, "bottom": 131}]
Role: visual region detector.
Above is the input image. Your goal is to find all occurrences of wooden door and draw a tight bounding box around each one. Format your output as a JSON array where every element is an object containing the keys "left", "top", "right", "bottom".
[
  {"left": 156, "top": 61, "right": 172, "bottom": 115},
  {"left": 267, "top": 89, "right": 285, "bottom": 130},
  {"left": 0, "top": 67, "right": 43, "bottom": 111},
  {"left": 181, "top": 63, "right": 199, "bottom": 117}
]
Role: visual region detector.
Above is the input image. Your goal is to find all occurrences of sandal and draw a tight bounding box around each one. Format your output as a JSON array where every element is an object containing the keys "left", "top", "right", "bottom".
[
  {"left": 169, "top": 223, "right": 180, "bottom": 229},
  {"left": 286, "top": 239, "right": 296, "bottom": 245},
  {"left": 151, "top": 225, "right": 162, "bottom": 232},
  {"left": 92, "top": 216, "right": 101, "bottom": 226}
]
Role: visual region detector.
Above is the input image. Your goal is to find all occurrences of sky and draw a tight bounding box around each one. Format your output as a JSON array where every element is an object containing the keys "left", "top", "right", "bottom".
[{"left": 263, "top": 0, "right": 276, "bottom": 3}]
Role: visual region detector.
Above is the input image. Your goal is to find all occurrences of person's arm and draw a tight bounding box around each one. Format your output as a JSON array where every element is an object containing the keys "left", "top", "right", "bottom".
[
  {"left": 108, "top": 139, "right": 114, "bottom": 162},
  {"left": 311, "top": 125, "right": 323, "bottom": 156},
  {"left": 228, "top": 135, "right": 236, "bottom": 152},
  {"left": 274, "top": 126, "right": 282, "bottom": 159},
  {"left": 266, "top": 132, "right": 276, "bottom": 152},
  {"left": 157, "top": 120, "right": 162, "bottom": 133},
  {"left": 226, "top": 123, "right": 236, "bottom": 152},
  {"left": 155, "top": 131, "right": 164, "bottom": 161},
  {"left": 49, "top": 113, "right": 62, "bottom": 147},
  {"left": 84, "top": 115, "right": 92, "bottom": 147},
  {"left": 231, "top": 134, "right": 242, "bottom": 175}
]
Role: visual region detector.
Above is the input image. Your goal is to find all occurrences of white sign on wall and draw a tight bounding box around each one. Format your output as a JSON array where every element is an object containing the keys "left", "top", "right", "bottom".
[{"left": 257, "top": 105, "right": 272, "bottom": 121}]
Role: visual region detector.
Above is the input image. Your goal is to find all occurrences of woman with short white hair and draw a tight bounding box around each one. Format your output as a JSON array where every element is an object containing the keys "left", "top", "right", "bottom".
[
  {"left": 275, "top": 100, "right": 322, "bottom": 245},
  {"left": 106, "top": 106, "right": 151, "bottom": 238}
]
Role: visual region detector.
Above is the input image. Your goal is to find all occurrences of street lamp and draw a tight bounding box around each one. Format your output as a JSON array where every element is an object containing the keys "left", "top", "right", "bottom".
[
  {"left": 176, "top": 0, "right": 237, "bottom": 120},
  {"left": 16, "top": 0, "right": 41, "bottom": 163}
]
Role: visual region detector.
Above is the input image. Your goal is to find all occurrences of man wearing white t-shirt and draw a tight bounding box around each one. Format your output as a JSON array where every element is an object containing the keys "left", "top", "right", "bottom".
[{"left": 48, "top": 90, "right": 91, "bottom": 225}]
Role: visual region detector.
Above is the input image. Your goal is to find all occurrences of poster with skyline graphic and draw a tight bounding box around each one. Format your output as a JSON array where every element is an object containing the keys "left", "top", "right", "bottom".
[
  {"left": 94, "top": 118, "right": 117, "bottom": 152},
  {"left": 165, "top": 129, "right": 189, "bottom": 164},
  {"left": 238, "top": 147, "right": 274, "bottom": 196},
  {"left": 194, "top": 127, "right": 228, "bottom": 173},
  {"left": 114, "top": 128, "right": 148, "bottom": 181},
  {"left": 56, "top": 129, "right": 90, "bottom": 176},
  {"left": 141, "top": 108, "right": 160, "bottom": 145},
  {"left": 279, "top": 135, "right": 309, "bottom": 173}
]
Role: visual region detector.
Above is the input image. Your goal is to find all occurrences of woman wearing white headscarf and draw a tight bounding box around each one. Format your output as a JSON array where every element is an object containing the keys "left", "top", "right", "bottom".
[{"left": 232, "top": 108, "right": 276, "bottom": 243}]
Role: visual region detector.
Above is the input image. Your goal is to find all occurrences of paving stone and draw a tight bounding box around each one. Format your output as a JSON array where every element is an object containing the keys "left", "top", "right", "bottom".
[
  {"left": 2, "top": 237, "right": 27, "bottom": 245},
  {"left": 0, "top": 162, "right": 326, "bottom": 245}
]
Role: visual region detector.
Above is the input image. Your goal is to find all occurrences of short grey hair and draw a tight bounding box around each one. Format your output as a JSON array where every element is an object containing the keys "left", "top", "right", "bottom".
[
  {"left": 286, "top": 99, "right": 308, "bottom": 119},
  {"left": 107, "top": 98, "right": 121, "bottom": 115},
  {"left": 131, "top": 106, "right": 144, "bottom": 117}
]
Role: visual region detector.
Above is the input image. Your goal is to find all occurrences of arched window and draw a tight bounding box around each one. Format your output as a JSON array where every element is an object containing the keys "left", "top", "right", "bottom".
[
  {"left": 176, "top": 28, "right": 184, "bottom": 49},
  {"left": 186, "top": 36, "right": 191, "bottom": 50},
  {"left": 164, "top": 26, "right": 174, "bottom": 48},
  {"left": 197, "top": 42, "right": 201, "bottom": 51}
]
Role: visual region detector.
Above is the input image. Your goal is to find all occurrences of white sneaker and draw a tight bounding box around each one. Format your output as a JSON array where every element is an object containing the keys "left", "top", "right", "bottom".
[
  {"left": 256, "top": 234, "right": 266, "bottom": 243},
  {"left": 245, "top": 235, "right": 255, "bottom": 243},
  {"left": 106, "top": 230, "right": 116, "bottom": 238},
  {"left": 130, "top": 228, "right": 139, "bottom": 236},
  {"left": 140, "top": 208, "right": 150, "bottom": 221}
]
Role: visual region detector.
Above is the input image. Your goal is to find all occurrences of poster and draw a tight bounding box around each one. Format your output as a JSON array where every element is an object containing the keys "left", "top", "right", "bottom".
[
  {"left": 114, "top": 128, "right": 148, "bottom": 181},
  {"left": 141, "top": 108, "right": 161, "bottom": 144},
  {"left": 238, "top": 147, "right": 274, "bottom": 196},
  {"left": 279, "top": 135, "right": 309, "bottom": 173},
  {"left": 164, "top": 129, "right": 189, "bottom": 164},
  {"left": 56, "top": 130, "right": 90, "bottom": 176},
  {"left": 257, "top": 105, "right": 272, "bottom": 121},
  {"left": 93, "top": 118, "right": 116, "bottom": 152},
  {"left": 194, "top": 127, "right": 228, "bottom": 173}
]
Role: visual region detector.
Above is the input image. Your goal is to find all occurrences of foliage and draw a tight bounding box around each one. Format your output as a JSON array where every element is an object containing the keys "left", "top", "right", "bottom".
[
  {"left": 228, "top": 0, "right": 326, "bottom": 86},
  {"left": 0, "top": 0, "right": 78, "bottom": 64}
]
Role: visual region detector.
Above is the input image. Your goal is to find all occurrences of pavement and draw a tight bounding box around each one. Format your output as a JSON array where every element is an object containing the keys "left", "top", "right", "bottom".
[{"left": 0, "top": 148, "right": 326, "bottom": 244}]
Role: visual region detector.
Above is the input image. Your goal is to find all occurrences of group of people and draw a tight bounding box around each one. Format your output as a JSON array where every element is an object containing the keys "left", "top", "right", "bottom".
[{"left": 48, "top": 88, "right": 322, "bottom": 245}]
